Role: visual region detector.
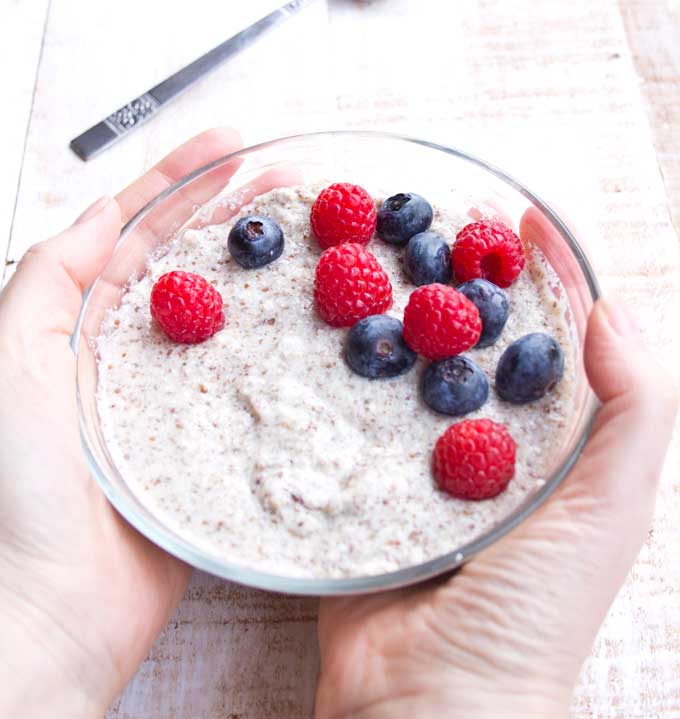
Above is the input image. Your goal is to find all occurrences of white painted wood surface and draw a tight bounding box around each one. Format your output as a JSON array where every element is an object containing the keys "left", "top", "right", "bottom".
[
  {"left": 620, "top": 0, "right": 680, "bottom": 238},
  {"left": 3, "top": 1, "right": 680, "bottom": 716},
  {"left": 0, "top": 0, "right": 49, "bottom": 258}
]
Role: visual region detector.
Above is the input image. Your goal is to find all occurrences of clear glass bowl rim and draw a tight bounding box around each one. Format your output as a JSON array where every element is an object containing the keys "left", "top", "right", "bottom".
[{"left": 74, "top": 130, "right": 601, "bottom": 596}]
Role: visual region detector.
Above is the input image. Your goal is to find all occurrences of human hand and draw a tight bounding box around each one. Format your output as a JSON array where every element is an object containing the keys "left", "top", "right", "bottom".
[
  {"left": 0, "top": 128, "right": 243, "bottom": 718},
  {"left": 316, "top": 264, "right": 678, "bottom": 715}
]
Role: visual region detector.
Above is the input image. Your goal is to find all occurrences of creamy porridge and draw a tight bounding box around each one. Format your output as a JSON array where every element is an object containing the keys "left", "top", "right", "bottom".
[{"left": 96, "top": 184, "right": 574, "bottom": 578}]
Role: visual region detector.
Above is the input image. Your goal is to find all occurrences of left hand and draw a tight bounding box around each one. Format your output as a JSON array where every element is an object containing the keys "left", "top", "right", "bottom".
[{"left": 0, "top": 128, "right": 242, "bottom": 718}]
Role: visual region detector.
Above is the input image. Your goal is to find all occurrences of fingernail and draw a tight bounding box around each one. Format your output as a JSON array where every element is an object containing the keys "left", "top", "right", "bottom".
[
  {"left": 602, "top": 297, "right": 640, "bottom": 337},
  {"left": 73, "top": 196, "right": 110, "bottom": 225}
]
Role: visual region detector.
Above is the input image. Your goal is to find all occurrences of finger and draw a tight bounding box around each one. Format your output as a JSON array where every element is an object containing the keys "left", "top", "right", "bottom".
[
  {"left": 95, "top": 126, "right": 288, "bottom": 289},
  {"left": 519, "top": 204, "right": 595, "bottom": 291},
  {"left": 470, "top": 299, "right": 677, "bottom": 629},
  {"left": 571, "top": 298, "right": 678, "bottom": 510},
  {"left": 84, "top": 163, "right": 304, "bottom": 340},
  {"left": 111, "top": 127, "right": 244, "bottom": 261},
  {"left": 196, "top": 163, "right": 303, "bottom": 227},
  {"left": 519, "top": 205, "right": 596, "bottom": 362},
  {"left": 466, "top": 195, "right": 515, "bottom": 230},
  {"left": 115, "top": 127, "right": 243, "bottom": 223},
  {"left": 512, "top": 297, "right": 676, "bottom": 553},
  {"left": 84, "top": 127, "right": 245, "bottom": 333},
  {"left": 1, "top": 128, "right": 244, "bottom": 341},
  {"left": 0, "top": 198, "right": 122, "bottom": 339}
]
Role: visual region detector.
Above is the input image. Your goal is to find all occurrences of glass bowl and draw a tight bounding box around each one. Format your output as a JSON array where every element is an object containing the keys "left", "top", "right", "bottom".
[{"left": 73, "top": 131, "right": 600, "bottom": 595}]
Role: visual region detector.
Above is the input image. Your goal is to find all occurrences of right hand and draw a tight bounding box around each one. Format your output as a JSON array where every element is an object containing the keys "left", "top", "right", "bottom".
[{"left": 316, "top": 297, "right": 678, "bottom": 719}]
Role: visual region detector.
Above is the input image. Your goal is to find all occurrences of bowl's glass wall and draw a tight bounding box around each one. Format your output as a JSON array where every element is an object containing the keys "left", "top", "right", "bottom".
[{"left": 75, "top": 132, "right": 599, "bottom": 595}]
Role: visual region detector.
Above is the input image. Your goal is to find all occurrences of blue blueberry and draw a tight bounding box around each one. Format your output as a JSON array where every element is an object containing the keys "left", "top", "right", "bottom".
[
  {"left": 377, "top": 192, "right": 433, "bottom": 245},
  {"left": 421, "top": 356, "right": 489, "bottom": 416},
  {"left": 457, "top": 279, "right": 509, "bottom": 348},
  {"left": 228, "top": 215, "right": 284, "bottom": 269},
  {"left": 404, "top": 231, "right": 452, "bottom": 286},
  {"left": 345, "top": 315, "right": 417, "bottom": 379},
  {"left": 495, "top": 333, "right": 564, "bottom": 404}
]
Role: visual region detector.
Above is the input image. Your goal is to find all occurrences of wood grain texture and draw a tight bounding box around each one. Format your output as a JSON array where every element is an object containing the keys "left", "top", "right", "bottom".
[
  {"left": 3, "top": 0, "right": 680, "bottom": 717},
  {"left": 2, "top": 0, "right": 333, "bottom": 282},
  {"left": 620, "top": 0, "right": 680, "bottom": 238},
  {"left": 0, "top": 0, "right": 49, "bottom": 269},
  {"left": 108, "top": 575, "right": 320, "bottom": 718}
]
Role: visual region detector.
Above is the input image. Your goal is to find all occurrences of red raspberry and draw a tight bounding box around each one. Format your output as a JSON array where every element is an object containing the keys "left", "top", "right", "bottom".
[
  {"left": 452, "top": 220, "right": 525, "bottom": 288},
  {"left": 150, "top": 271, "right": 224, "bottom": 344},
  {"left": 314, "top": 243, "right": 392, "bottom": 327},
  {"left": 310, "top": 183, "right": 377, "bottom": 249},
  {"left": 433, "top": 419, "right": 516, "bottom": 500},
  {"left": 402, "top": 284, "right": 481, "bottom": 360}
]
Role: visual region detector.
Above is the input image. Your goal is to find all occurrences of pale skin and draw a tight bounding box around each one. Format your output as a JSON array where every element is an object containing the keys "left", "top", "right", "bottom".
[{"left": 0, "top": 129, "right": 677, "bottom": 718}]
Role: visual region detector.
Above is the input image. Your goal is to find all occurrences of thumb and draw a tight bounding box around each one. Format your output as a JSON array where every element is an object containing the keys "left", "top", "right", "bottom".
[
  {"left": 0, "top": 197, "right": 121, "bottom": 337},
  {"left": 486, "top": 297, "right": 677, "bottom": 621},
  {"left": 577, "top": 297, "right": 677, "bottom": 515},
  {"left": 461, "top": 297, "right": 678, "bottom": 690}
]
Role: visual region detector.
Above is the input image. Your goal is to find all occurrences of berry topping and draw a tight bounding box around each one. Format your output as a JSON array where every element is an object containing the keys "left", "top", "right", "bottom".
[
  {"left": 345, "top": 314, "right": 417, "bottom": 379},
  {"left": 228, "top": 215, "right": 284, "bottom": 269},
  {"left": 314, "top": 243, "right": 393, "bottom": 327},
  {"left": 402, "top": 284, "right": 481, "bottom": 361},
  {"left": 452, "top": 220, "right": 525, "bottom": 288},
  {"left": 150, "top": 271, "right": 224, "bottom": 344},
  {"left": 310, "top": 183, "right": 377, "bottom": 249},
  {"left": 377, "top": 192, "right": 433, "bottom": 245},
  {"left": 404, "top": 231, "right": 452, "bottom": 286},
  {"left": 433, "top": 419, "right": 516, "bottom": 500},
  {"left": 457, "top": 278, "right": 509, "bottom": 348},
  {"left": 421, "top": 356, "right": 489, "bottom": 416},
  {"left": 495, "top": 332, "right": 565, "bottom": 404}
]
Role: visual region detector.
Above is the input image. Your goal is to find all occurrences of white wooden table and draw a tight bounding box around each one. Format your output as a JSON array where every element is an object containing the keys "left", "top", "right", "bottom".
[{"left": 4, "top": 1, "right": 680, "bottom": 716}]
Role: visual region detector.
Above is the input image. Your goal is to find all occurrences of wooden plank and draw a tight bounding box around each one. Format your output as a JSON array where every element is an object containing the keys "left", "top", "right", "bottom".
[
  {"left": 108, "top": 576, "right": 319, "bottom": 719},
  {"left": 0, "top": 0, "right": 50, "bottom": 279},
  {"left": 619, "top": 0, "right": 680, "bottom": 238},
  {"left": 3, "top": 0, "right": 333, "bottom": 281}
]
